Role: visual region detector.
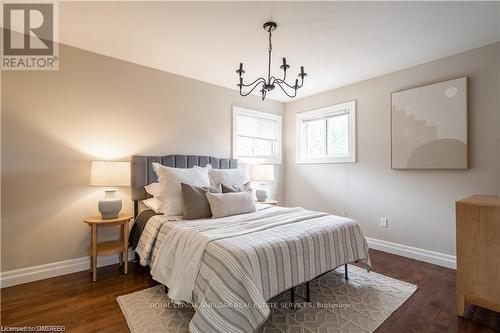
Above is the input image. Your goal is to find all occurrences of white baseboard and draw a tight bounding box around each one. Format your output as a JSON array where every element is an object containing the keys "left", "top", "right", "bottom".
[
  {"left": 0, "top": 249, "right": 136, "bottom": 288},
  {"left": 1, "top": 238, "right": 456, "bottom": 288},
  {"left": 366, "top": 237, "right": 456, "bottom": 269}
]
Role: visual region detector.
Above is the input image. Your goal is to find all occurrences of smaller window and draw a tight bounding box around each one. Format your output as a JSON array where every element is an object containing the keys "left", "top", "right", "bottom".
[
  {"left": 296, "top": 100, "right": 356, "bottom": 164},
  {"left": 233, "top": 106, "right": 282, "bottom": 164}
]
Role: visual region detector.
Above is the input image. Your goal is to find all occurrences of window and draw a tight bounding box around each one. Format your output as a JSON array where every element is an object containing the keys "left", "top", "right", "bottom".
[
  {"left": 296, "top": 100, "right": 356, "bottom": 164},
  {"left": 233, "top": 106, "right": 282, "bottom": 164}
]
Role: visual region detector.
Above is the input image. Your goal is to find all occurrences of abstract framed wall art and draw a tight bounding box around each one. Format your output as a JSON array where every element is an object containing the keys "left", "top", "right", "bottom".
[{"left": 391, "top": 77, "right": 468, "bottom": 169}]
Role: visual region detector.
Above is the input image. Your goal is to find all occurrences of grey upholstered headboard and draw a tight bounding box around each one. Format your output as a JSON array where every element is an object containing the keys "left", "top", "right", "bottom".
[{"left": 131, "top": 155, "right": 238, "bottom": 216}]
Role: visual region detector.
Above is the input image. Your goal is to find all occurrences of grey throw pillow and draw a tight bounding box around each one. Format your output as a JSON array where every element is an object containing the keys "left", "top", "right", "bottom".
[
  {"left": 206, "top": 191, "right": 256, "bottom": 218},
  {"left": 221, "top": 181, "right": 252, "bottom": 193},
  {"left": 181, "top": 183, "right": 221, "bottom": 220}
]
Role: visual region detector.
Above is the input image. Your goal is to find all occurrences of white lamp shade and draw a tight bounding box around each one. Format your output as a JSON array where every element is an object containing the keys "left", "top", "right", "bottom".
[
  {"left": 250, "top": 164, "right": 275, "bottom": 182},
  {"left": 90, "top": 161, "right": 131, "bottom": 187}
]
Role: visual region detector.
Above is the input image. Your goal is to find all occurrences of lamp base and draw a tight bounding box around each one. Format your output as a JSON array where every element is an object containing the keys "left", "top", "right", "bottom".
[
  {"left": 255, "top": 188, "right": 270, "bottom": 202},
  {"left": 98, "top": 189, "right": 122, "bottom": 219}
]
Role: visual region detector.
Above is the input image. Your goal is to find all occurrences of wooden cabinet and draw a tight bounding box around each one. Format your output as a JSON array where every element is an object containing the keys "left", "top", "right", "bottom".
[{"left": 456, "top": 195, "right": 500, "bottom": 316}]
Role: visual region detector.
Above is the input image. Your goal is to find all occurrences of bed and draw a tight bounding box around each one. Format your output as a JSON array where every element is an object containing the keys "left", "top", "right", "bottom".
[{"left": 129, "top": 154, "right": 371, "bottom": 333}]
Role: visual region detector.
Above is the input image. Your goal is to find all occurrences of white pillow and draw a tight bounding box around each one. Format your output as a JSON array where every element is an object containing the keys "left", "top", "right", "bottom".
[
  {"left": 206, "top": 191, "right": 256, "bottom": 218},
  {"left": 145, "top": 182, "right": 161, "bottom": 197},
  {"left": 143, "top": 197, "right": 162, "bottom": 213},
  {"left": 208, "top": 168, "right": 249, "bottom": 187},
  {"left": 152, "top": 163, "right": 210, "bottom": 216},
  {"left": 194, "top": 164, "right": 212, "bottom": 170}
]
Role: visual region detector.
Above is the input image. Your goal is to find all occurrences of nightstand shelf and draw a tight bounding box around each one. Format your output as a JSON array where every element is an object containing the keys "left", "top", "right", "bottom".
[{"left": 87, "top": 240, "right": 125, "bottom": 256}]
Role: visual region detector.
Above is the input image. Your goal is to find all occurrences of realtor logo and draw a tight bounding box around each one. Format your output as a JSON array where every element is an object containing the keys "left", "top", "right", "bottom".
[{"left": 1, "top": 1, "right": 59, "bottom": 70}]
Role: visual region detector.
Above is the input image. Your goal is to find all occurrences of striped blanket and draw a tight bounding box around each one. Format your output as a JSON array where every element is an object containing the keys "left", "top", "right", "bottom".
[{"left": 135, "top": 205, "right": 370, "bottom": 333}]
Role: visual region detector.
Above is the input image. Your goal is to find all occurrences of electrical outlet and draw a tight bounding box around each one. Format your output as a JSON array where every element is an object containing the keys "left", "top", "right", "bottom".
[{"left": 380, "top": 218, "right": 388, "bottom": 228}]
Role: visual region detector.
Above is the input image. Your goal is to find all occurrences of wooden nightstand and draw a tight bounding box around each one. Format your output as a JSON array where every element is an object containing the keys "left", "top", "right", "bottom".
[
  {"left": 84, "top": 213, "right": 133, "bottom": 281},
  {"left": 257, "top": 199, "right": 278, "bottom": 205}
]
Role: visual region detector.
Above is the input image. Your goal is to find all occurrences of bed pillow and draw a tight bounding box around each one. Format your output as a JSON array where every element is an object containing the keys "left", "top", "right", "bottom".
[
  {"left": 152, "top": 163, "right": 210, "bottom": 216},
  {"left": 181, "top": 183, "right": 221, "bottom": 220},
  {"left": 194, "top": 164, "right": 212, "bottom": 170},
  {"left": 208, "top": 168, "right": 249, "bottom": 187},
  {"left": 145, "top": 182, "right": 161, "bottom": 197},
  {"left": 143, "top": 197, "right": 162, "bottom": 214},
  {"left": 206, "top": 191, "right": 256, "bottom": 218},
  {"left": 221, "top": 182, "right": 252, "bottom": 193}
]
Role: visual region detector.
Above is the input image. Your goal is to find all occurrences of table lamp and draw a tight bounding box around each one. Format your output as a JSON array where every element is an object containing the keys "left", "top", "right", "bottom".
[
  {"left": 250, "top": 164, "right": 275, "bottom": 201},
  {"left": 90, "top": 161, "right": 130, "bottom": 218}
]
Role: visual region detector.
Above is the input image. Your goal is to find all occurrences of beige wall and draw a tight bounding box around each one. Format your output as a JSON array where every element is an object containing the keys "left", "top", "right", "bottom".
[
  {"left": 2, "top": 40, "right": 498, "bottom": 273},
  {"left": 1, "top": 44, "right": 284, "bottom": 272},
  {"left": 285, "top": 42, "right": 500, "bottom": 256}
]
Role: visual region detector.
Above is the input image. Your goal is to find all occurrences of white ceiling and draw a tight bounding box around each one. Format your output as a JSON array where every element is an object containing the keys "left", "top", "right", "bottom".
[{"left": 58, "top": 1, "right": 500, "bottom": 102}]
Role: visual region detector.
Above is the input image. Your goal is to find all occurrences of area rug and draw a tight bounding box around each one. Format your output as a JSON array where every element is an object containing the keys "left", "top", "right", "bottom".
[{"left": 117, "top": 265, "right": 417, "bottom": 333}]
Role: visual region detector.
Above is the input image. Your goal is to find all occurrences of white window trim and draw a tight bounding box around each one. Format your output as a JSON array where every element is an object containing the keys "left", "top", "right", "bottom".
[
  {"left": 232, "top": 106, "right": 283, "bottom": 164},
  {"left": 296, "top": 100, "right": 356, "bottom": 164}
]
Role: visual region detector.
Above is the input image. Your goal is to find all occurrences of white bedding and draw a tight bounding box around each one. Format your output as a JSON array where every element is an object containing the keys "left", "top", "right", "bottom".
[
  {"left": 135, "top": 204, "right": 371, "bottom": 333},
  {"left": 151, "top": 206, "right": 327, "bottom": 303}
]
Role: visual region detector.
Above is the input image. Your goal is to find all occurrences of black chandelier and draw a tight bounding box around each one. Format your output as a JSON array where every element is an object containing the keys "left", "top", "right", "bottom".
[{"left": 236, "top": 21, "right": 307, "bottom": 101}]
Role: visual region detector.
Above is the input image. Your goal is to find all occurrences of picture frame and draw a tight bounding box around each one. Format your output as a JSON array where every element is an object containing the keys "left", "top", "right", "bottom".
[{"left": 391, "top": 77, "right": 468, "bottom": 169}]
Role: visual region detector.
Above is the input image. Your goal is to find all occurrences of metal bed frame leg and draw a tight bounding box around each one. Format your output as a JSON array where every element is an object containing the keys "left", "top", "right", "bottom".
[{"left": 288, "top": 264, "right": 348, "bottom": 307}]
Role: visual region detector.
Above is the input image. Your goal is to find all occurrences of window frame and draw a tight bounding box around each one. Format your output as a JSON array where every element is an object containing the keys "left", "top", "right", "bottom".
[
  {"left": 232, "top": 106, "right": 283, "bottom": 164},
  {"left": 296, "top": 100, "right": 357, "bottom": 164}
]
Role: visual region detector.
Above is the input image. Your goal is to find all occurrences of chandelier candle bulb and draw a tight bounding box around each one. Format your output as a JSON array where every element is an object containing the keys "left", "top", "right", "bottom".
[{"left": 236, "top": 63, "right": 245, "bottom": 76}]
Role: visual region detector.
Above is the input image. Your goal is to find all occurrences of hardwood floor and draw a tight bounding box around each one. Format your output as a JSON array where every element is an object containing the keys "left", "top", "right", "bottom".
[{"left": 1, "top": 249, "right": 499, "bottom": 332}]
